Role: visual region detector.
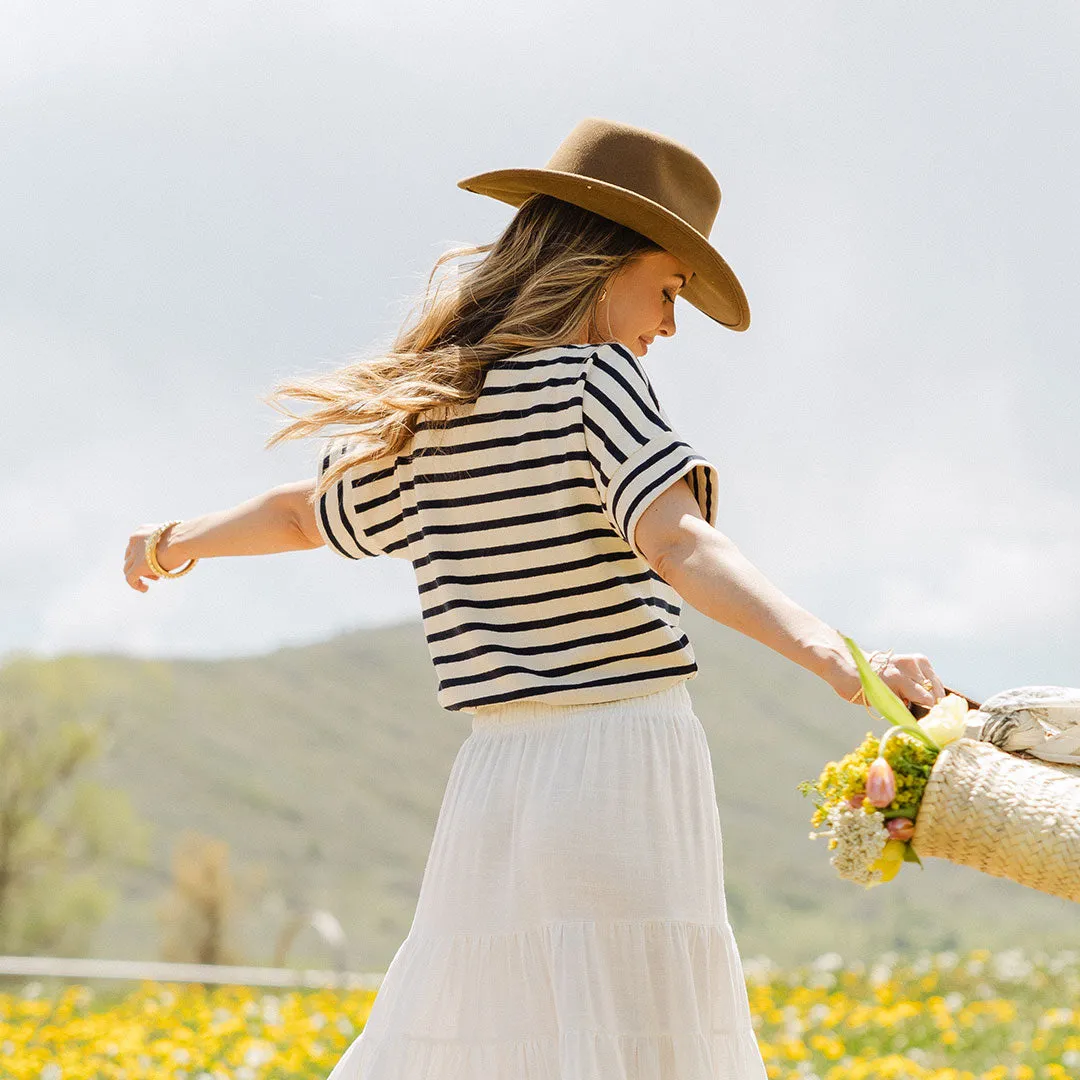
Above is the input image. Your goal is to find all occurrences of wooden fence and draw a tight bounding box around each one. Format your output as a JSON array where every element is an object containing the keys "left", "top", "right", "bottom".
[{"left": 0, "top": 955, "right": 384, "bottom": 990}]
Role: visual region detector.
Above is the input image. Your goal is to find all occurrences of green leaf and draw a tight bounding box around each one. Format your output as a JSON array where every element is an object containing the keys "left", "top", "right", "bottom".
[
  {"left": 843, "top": 637, "right": 926, "bottom": 736},
  {"left": 902, "top": 842, "right": 924, "bottom": 867}
]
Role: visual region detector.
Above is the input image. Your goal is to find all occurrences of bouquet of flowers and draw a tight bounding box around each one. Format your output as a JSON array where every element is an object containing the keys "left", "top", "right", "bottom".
[{"left": 798, "top": 637, "right": 973, "bottom": 889}]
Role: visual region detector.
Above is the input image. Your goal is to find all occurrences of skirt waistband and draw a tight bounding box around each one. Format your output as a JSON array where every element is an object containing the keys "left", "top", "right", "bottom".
[{"left": 469, "top": 680, "right": 694, "bottom": 734}]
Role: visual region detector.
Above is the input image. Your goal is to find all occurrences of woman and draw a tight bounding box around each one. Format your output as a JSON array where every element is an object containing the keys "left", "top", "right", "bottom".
[{"left": 125, "top": 118, "right": 946, "bottom": 1078}]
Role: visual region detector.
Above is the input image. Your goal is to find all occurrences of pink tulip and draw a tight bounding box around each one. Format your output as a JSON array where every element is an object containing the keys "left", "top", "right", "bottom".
[
  {"left": 865, "top": 756, "right": 897, "bottom": 808},
  {"left": 847, "top": 792, "right": 866, "bottom": 809},
  {"left": 885, "top": 817, "right": 915, "bottom": 841}
]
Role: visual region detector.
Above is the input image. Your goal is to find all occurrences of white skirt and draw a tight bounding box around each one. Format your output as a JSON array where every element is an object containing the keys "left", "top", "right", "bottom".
[{"left": 325, "top": 681, "right": 769, "bottom": 1079}]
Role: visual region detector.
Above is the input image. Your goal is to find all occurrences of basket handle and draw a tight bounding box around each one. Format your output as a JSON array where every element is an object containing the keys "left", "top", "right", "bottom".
[{"left": 906, "top": 685, "right": 983, "bottom": 719}]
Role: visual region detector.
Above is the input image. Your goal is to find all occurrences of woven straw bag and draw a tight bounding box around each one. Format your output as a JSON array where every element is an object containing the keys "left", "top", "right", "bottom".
[{"left": 909, "top": 736, "right": 1080, "bottom": 902}]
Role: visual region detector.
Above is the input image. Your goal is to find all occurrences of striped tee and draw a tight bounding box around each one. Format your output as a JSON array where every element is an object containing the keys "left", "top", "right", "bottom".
[{"left": 314, "top": 341, "right": 720, "bottom": 713}]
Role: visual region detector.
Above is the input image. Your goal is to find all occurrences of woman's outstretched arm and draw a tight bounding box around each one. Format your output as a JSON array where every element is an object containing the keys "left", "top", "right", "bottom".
[
  {"left": 124, "top": 480, "right": 323, "bottom": 592},
  {"left": 635, "top": 476, "right": 946, "bottom": 707}
]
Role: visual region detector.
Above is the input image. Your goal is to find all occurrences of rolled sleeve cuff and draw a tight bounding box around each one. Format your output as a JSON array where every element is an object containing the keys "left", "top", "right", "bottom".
[
  {"left": 315, "top": 469, "right": 380, "bottom": 561},
  {"left": 608, "top": 435, "right": 720, "bottom": 559}
]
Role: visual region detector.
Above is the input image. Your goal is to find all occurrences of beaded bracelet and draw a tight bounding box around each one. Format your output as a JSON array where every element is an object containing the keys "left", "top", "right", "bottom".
[{"left": 146, "top": 520, "right": 198, "bottom": 579}]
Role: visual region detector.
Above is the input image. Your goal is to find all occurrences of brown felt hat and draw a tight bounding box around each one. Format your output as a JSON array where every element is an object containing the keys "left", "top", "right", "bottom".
[{"left": 457, "top": 117, "right": 750, "bottom": 331}]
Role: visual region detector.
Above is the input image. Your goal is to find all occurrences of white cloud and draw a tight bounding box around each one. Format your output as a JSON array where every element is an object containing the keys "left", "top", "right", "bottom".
[
  {"left": 870, "top": 533, "right": 1080, "bottom": 642},
  {"left": 37, "top": 551, "right": 191, "bottom": 656}
]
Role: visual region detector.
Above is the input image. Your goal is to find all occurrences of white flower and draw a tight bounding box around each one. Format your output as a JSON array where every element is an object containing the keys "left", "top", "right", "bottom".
[
  {"left": 918, "top": 693, "right": 969, "bottom": 748},
  {"left": 819, "top": 803, "right": 890, "bottom": 886},
  {"left": 243, "top": 1043, "right": 274, "bottom": 1068}
]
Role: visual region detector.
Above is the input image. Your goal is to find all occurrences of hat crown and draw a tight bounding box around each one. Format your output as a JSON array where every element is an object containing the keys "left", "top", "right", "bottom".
[{"left": 543, "top": 117, "right": 721, "bottom": 238}]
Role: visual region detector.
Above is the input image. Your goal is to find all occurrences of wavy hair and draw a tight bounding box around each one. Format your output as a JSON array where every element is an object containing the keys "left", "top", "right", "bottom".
[{"left": 262, "top": 193, "right": 662, "bottom": 505}]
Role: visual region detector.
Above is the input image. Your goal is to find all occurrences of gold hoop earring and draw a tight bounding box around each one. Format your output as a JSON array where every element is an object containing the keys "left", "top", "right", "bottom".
[{"left": 599, "top": 289, "right": 607, "bottom": 302}]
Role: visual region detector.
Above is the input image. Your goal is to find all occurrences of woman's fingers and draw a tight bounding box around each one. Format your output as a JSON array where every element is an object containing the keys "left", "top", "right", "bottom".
[
  {"left": 920, "top": 664, "right": 947, "bottom": 703},
  {"left": 884, "top": 653, "right": 938, "bottom": 707},
  {"left": 901, "top": 653, "right": 946, "bottom": 704},
  {"left": 892, "top": 672, "right": 937, "bottom": 708},
  {"left": 124, "top": 528, "right": 160, "bottom": 592},
  {"left": 127, "top": 568, "right": 155, "bottom": 591}
]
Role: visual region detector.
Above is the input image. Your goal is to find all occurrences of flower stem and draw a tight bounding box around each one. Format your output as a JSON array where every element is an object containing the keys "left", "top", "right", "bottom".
[{"left": 878, "top": 722, "right": 938, "bottom": 756}]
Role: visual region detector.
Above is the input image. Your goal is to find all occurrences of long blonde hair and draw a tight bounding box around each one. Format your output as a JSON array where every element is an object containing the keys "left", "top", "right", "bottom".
[{"left": 262, "top": 194, "right": 662, "bottom": 505}]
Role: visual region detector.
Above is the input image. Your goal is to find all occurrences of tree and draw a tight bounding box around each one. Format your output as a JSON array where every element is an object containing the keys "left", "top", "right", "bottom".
[
  {"left": 0, "top": 678, "right": 149, "bottom": 955},
  {"left": 156, "top": 830, "right": 266, "bottom": 965}
]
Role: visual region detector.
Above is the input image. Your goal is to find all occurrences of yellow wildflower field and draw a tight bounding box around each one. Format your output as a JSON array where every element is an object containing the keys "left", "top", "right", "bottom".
[{"left": 1, "top": 947, "right": 1076, "bottom": 1079}]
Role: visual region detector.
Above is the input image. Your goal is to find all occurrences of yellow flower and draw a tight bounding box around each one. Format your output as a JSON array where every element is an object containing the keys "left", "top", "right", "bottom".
[
  {"left": 808, "top": 1032, "right": 845, "bottom": 1059},
  {"left": 870, "top": 839, "right": 907, "bottom": 882},
  {"left": 779, "top": 1038, "right": 809, "bottom": 1060}
]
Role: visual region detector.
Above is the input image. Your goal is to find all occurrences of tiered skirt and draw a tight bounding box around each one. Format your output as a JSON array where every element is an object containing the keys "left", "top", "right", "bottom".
[{"left": 325, "top": 681, "right": 768, "bottom": 1079}]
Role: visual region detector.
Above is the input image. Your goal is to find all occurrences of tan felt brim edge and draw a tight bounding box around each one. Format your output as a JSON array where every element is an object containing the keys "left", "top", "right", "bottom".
[{"left": 457, "top": 167, "right": 750, "bottom": 332}]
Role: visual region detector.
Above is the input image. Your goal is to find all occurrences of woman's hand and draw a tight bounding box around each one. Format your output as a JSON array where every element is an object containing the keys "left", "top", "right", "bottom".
[
  {"left": 123, "top": 522, "right": 175, "bottom": 592},
  {"left": 123, "top": 486, "right": 322, "bottom": 593},
  {"left": 832, "top": 649, "right": 947, "bottom": 710}
]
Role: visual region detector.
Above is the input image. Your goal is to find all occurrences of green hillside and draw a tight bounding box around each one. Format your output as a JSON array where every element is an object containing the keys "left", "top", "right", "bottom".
[{"left": 4, "top": 609, "right": 1076, "bottom": 971}]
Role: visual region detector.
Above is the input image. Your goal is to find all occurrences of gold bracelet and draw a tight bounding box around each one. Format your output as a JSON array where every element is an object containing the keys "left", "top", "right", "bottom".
[
  {"left": 843, "top": 645, "right": 893, "bottom": 707},
  {"left": 146, "top": 520, "right": 198, "bottom": 579}
]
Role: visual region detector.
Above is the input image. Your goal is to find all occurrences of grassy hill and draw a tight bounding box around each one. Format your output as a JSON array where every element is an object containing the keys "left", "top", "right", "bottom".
[{"left": 4, "top": 608, "right": 1076, "bottom": 971}]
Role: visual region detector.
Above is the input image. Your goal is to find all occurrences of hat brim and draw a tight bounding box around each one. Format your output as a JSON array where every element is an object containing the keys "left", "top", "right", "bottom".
[{"left": 457, "top": 167, "right": 750, "bottom": 332}]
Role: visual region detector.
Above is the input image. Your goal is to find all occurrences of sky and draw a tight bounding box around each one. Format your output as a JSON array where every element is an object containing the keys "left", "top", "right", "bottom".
[{"left": 5, "top": 1, "right": 1080, "bottom": 704}]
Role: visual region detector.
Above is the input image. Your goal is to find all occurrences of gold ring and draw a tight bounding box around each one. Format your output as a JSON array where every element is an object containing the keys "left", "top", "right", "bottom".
[{"left": 920, "top": 679, "right": 934, "bottom": 692}]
